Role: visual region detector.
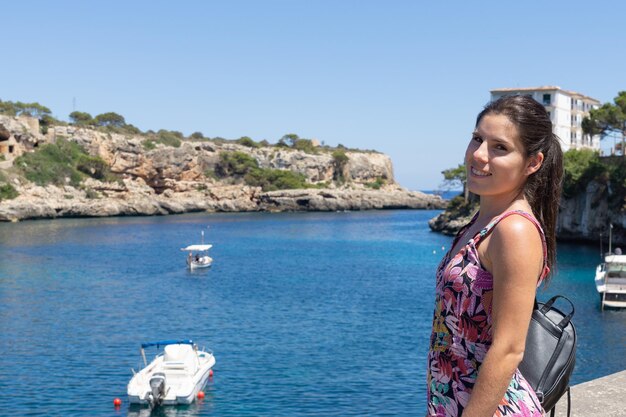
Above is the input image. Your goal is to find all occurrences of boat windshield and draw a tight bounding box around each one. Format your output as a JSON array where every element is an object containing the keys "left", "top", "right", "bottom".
[{"left": 606, "top": 263, "right": 626, "bottom": 278}]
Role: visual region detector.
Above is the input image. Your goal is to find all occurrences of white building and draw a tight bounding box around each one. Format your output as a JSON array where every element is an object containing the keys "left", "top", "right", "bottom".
[{"left": 490, "top": 86, "right": 601, "bottom": 152}]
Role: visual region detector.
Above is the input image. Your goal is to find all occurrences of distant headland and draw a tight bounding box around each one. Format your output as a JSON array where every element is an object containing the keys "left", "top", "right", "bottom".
[{"left": 0, "top": 100, "right": 445, "bottom": 222}]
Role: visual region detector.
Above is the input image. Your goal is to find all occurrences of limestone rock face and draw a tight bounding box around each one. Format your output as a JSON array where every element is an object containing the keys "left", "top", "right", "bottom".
[
  {"left": 429, "top": 180, "right": 626, "bottom": 245},
  {"left": 0, "top": 124, "right": 10, "bottom": 141},
  {"left": 0, "top": 115, "right": 40, "bottom": 137},
  {"left": 258, "top": 188, "right": 445, "bottom": 212},
  {"left": 0, "top": 122, "right": 447, "bottom": 222},
  {"left": 33, "top": 126, "right": 399, "bottom": 194},
  {"left": 0, "top": 179, "right": 446, "bottom": 222},
  {"left": 428, "top": 211, "right": 473, "bottom": 236},
  {"left": 556, "top": 180, "right": 626, "bottom": 244}
]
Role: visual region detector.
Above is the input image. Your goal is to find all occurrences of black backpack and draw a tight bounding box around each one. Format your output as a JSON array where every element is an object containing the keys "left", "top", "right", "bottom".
[{"left": 519, "top": 295, "right": 576, "bottom": 417}]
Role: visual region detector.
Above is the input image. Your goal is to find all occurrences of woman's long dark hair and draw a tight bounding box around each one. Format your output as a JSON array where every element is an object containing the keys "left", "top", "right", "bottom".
[{"left": 476, "top": 95, "right": 564, "bottom": 280}]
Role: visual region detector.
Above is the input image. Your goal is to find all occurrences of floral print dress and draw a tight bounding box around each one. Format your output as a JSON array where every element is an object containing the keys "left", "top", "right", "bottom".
[{"left": 426, "top": 210, "right": 547, "bottom": 417}]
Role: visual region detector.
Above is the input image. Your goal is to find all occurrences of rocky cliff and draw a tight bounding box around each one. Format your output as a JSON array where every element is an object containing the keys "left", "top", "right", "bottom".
[
  {"left": 0, "top": 115, "right": 446, "bottom": 221},
  {"left": 428, "top": 181, "right": 626, "bottom": 246},
  {"left": 557, "top": 180, "right": 626, "bottom": 246}
]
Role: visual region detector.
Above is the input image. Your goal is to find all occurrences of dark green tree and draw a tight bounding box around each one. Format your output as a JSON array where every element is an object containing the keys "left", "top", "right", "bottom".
[
  {"left": 0, "top": 100, "right": 17, "bottom": 115},
  {"left": 69, "top": 111, "right": 94, "bottom": 126},
  {"left": 94, "top": 112, "right": 126, "bottom": 128},
  {"left": 215, "top": 151, "right": 259, "bottom": 177},
  {"left": 293, "top": 139, "right": 317, "bottom": 153},
  {"left": 279, "top": 133, "right": 300, "bottom": 147},
  {"left": 0, "top": 100, "right": 51, "bottom": 118},
  {"left": 583, "top": 91, "right": 626, "bottom": 157},
  {"left": 0, "top": 183, "right": 19, "bottom": 201},
  {"left": 441, "top": 164, "right": 468, "bottom": 201},
  {"left": 331, "top": 150, "right": 349, "bottom": 183},
  {"left": 561, "top": 149, "right": 605, "bottom": 197},
  {"left": 236, "top": 136, "right": 259, "bottom": 148},
  {"left": 14, "top": 101, "right": 51, "bottom": 118}
]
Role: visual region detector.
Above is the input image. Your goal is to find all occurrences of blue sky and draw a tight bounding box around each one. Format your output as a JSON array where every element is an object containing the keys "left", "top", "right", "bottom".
[{"left": 2, "top": 1, "right": 625, "bottom": 190}]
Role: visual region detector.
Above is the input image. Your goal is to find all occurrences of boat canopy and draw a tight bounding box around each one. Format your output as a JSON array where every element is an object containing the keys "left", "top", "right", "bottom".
[
  {"left": 604, "top": 254, "right": 626, "bottom": 264},
  {"left": 181, "top": 245, "right": 213, "bottom": 252},
  {"left": 141, "top": 339, "right": 193, "bottom": 349}
]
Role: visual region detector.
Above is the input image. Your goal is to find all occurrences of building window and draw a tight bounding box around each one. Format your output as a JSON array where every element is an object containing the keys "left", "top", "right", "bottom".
[{"left": 543, "top": 94, "right": 551, "bottom": 105}]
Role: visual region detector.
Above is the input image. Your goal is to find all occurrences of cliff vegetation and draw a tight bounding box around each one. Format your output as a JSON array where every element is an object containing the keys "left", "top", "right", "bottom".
[{"left": 0, "top": 99, "right": 445, "bottom": 220}]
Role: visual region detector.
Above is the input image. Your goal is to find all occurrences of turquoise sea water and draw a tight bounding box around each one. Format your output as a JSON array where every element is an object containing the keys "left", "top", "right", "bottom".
[{"left": 0, "top": 209, "right": 624, "bottom": 416}]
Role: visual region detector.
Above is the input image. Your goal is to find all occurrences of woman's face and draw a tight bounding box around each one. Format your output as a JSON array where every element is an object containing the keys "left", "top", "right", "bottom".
[{"left": 465, "top": 113, "right": 532, "bottom": 198}]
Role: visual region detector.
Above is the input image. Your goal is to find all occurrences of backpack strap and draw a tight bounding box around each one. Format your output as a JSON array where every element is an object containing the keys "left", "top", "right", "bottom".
[
  {"left": 469, "top": 210, "right": 550, "bottom": 284},
  {"left": 550, "top": 387, "right": 571, "bottom": 417}
]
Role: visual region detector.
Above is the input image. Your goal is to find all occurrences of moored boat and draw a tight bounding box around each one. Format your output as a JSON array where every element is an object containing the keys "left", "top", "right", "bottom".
[
  {"left": 181, "top": 230, "right": 213, "bottom": 269},
  {"left": 182, "top": 244, "right": 213, "bottom": 269},
  {"left": 595, "top": 254, "right": 626, "bottom": 309},
  {"left": 127, "top": 340, "right": 215, "bottom": 407}
]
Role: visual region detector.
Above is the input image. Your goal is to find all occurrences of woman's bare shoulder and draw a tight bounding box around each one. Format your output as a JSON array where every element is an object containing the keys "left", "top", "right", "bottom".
[
  {"left": 486, "top": 213, "right": 544, "bottom": 274},
  {"left": 490, "top": 214, "right": 542, "bottom": 249}
]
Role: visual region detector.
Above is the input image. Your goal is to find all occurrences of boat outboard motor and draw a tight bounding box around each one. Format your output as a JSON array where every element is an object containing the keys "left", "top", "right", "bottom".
[{"left": 147, "top": 372, "right": 166, "bottom": 408}]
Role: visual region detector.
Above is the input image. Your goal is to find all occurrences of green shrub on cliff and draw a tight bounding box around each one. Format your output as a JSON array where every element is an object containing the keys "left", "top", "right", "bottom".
[
  {"left": 156, "top": 130, "right": 182, "bottom": 148},
  {"left": 244, "top": 168, "right": 309, "bottom": 191},
  {"left": 275, "top": 134, "right": 319, "bottom": 154},
  {"left": 292, "top": 139, "right": 318, "bottom": 154},
  {"left": 14, "top": 138, "right": 113, "bottom": 187},
  {"left": 0, "top": 183, "right": 18, "bottom": 201},
  {"left": 215, "top": 151, "right": 259, "bottom": 177},
  {"left": 562, "top": 149, "right": 606, "bottom": 197},
  {"left": 142, "top": 130, "right": 182, "bottom": 149},
  {"left": 236, "top": 136, "right": 260, "bottom": 148},
  {"left": 76, "top": 154, "right": 113, "bottom": 181},
  {"left": 447, "top": 194, "right": 478, "bottom": 216},
  {"left": 332, "top": 150, "right": 349, "bottom": 183},
  {"left": 365, "top": 177, "right": 386, "bottom": 190},
  {"left": 214, "top": 151, "right": 311, "bottom": 191},
  {"left": 15, "top": 139, "right": 83, "bottom": 186}
]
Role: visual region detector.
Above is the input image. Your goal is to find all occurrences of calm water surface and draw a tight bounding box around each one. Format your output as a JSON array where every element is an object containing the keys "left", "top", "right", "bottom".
[{"left": 0, "top": 210, "right": 624, "bottom": 416}]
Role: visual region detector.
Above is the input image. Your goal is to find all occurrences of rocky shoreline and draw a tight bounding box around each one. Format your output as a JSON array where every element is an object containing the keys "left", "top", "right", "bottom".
[
  {"left": 0, "top": 114, "right": 447, "bottom": 222},
  {"left": 0, "top": 179, "right": 447, "bottom": 222}
]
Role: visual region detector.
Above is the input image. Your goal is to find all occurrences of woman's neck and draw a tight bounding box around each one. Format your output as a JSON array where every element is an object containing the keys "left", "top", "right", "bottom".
[{"left": 477, "top": 190, "right": 530, "bottom": 223}]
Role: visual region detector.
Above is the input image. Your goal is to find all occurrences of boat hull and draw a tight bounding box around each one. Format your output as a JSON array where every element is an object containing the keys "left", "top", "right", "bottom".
[
  {"left": 595, "top": 259, "right": 626, "bottom": 309},
  {"left": 127, "top": 347, "right": 215, "bottom": 406},
  {"left": 189, "top": 256, "right": 213, "bottom": 270}
]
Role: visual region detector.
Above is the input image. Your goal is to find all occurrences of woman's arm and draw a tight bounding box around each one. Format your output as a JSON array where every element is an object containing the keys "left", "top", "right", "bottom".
[{"left": 462, "top": 215, "right": 544, "bottom": 417}]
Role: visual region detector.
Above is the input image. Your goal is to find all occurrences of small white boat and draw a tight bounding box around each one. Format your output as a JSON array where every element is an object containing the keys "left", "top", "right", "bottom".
[
  {"left": 595, "top": 254, "right": 626, "bottom": 309},
  {"left": 181, "top": 231, "right": 213, "bottom": 269},
  {"left": 127, "top": 340, "right": 216, "bottom": 407}
]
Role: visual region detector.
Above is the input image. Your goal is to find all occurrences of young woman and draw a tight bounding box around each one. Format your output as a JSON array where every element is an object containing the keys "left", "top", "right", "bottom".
[{"left": 426, "top": 95, "right": 563, "bottom": 416}]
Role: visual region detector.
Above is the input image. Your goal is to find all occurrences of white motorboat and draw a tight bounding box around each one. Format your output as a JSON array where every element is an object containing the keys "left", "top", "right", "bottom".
[
  {"left": 181, "top": 231, "right": 213, "bottom": 269},
  {"left": 127, "top": 340, "right": 216, "bottom": 407},
  {"left": 595, "top": 254, "right": 626, "bottom": 309}
]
